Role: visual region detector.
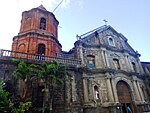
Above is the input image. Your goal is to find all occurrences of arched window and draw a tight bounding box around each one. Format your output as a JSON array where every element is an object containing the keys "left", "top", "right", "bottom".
[
  {"left": 18, "top": 43, "right": 26, "bottom": 52},
  {"left": 108, "top": 37, "right": 114, "bottom": 46},
  {"left": 37, "top": 44, "right": 45, "bottom": 55},
  {"left": 18, "top": 43, "right": 26, "bottom": 58},
  {"left": 113, "top": 59, "right": 120, "bottom": 69},
  {"left": 87, "top": 55, "right": 95, "bottom": 68},
  {"left": 94, "top": 85, "right": 99, "bottom": 100},
  {"left": 132, "top": 62, "right": 136, "bottom": 72},
  {"left": 40, "top": 18, "right": 46, "bottom": 30}
]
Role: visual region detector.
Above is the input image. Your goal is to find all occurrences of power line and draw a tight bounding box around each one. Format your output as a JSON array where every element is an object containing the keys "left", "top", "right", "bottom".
[{"left": 52, "top": 0, "right": 64, "bottom": 13}]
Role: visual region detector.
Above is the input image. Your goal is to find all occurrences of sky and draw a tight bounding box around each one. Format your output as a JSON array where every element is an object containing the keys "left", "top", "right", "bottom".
[{"left": 0, "top": 0, "right": 150, "bottom": 61}]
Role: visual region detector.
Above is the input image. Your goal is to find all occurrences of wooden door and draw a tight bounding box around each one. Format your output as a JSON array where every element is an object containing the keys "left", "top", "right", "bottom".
[{"left": 117, "top": 81, "right": 134, "bottom": 113}]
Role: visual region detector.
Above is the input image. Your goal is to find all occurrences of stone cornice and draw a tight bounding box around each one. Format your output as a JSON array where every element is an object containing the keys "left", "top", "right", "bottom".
[
  {"left": 13, "top": 31, "right": 62, "bottom": 47},
  {"left": 81, "top": 42, "right": 138, "bottom": 58},
  {"left": 80, "top": 67, "right": 144, "bottom": 79},
  {"left": 23, "top": 7, "right": 59, "bottom": 24}
]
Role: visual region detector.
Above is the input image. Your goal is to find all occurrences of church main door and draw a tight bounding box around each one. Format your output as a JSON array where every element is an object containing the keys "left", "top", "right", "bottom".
[{"left": 117, "top": 81, "right": 135, "bottom": 113}]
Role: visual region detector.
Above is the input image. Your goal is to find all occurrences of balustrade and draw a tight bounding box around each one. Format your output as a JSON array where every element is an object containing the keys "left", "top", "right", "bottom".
[{"left": 0, "top": 49, "right": 81, "bottom": 66}]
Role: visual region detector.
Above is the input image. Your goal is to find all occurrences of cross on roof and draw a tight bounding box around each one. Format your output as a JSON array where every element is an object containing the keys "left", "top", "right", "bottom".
[{"left": 103, "top": 19, "right": 108, "bottom": 26}]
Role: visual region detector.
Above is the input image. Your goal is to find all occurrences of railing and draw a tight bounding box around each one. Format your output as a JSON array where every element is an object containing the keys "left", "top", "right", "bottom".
[{"left": 0, "top": 49, "right": 81, "bottom": 66}]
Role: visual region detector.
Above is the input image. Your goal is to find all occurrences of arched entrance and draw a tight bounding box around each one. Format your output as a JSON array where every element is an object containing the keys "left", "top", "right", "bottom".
[{"left": 117, "top": 81, "right": 134, "bottom": 113}]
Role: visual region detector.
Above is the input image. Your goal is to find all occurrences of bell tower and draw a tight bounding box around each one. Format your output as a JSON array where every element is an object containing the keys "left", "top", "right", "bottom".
[{"left": 12, "top": 5, "right": 62, "bottom": 57}]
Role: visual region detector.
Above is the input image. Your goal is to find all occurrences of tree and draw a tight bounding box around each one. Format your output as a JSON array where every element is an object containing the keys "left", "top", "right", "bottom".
[
  {"left": 13, "top": 61, "right": 38, "bottom": 101},
  {"left": 38, "top": 61, "right": 68, "bottom": 113},
  {"left": 0, "top": 80, "right": 32, "bottom": 113},
  {"left": 0, "top": 81, "right": 10, "bottom": 113},
  {"left": 12, "top": 60, "right": 68, "bottom": 112}
]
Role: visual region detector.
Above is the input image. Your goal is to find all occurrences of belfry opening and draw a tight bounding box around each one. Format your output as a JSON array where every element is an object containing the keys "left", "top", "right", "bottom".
[{"left": 37, "top": 44, "right": 45, "bottom": 55}]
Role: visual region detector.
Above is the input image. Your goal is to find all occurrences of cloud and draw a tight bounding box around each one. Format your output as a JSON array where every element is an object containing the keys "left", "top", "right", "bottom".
[
  {"left": 77, "top": 0, "right": 84, "bottom": 9},
  {"left": 0, "top": 0, "right": 72, "bottom": 50}
]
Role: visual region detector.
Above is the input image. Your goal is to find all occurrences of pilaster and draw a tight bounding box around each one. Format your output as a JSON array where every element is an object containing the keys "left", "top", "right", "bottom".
[
  {"left": 132, "top": 79, "right": 141, "bottom": 102},
  {"left": 106, "top": 76, "right": 114, "bottom": 102},
  {"left": 124, "top": 53, "right": 131, "bottom": 71},
  {"left": 82, "top": 74, "right": 89, "bottom": 103},
  {"left": 137, "top": 60, "right": 144, "bottom": 74},
  {"left": 102, "top": 48, "right": 110, "bottom": 68},
  {"left": 111, "top": 78, "right": 119, "bottom": 103},
  {"left": 78, "top": 42, "right": 84, "bottom": 65},
  {"left": 101, "top": 49, "right": 106, "bottom": 68},
  {"left": 136, "top": 81, "right": 145, "bottom": 102}
]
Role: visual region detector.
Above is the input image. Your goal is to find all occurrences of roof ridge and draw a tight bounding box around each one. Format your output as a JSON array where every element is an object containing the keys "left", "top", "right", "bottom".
[
  {"left": 78, "top": 25, "right": 108, "bottom": 39},
  {"left": 37, "top": 4, "right": 47, "bottom": 11}
]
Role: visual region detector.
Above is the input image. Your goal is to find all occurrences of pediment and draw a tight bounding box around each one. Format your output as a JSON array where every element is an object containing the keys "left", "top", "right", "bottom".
[{"left": 78, "top": 25, "right": 137, "bottom": 56}]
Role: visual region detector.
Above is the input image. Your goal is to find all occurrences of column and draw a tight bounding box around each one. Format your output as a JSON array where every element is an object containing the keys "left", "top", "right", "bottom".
[
  {"left": 79, "top": 44, "right": 84, "bottom": 65},
  {"left": 104, "top": 50, "right": 110, "bottom": 68},
  {"left": 26, "top": 35, "right": 30, "bottom": 59},
  {"left": 64, "top": 77, "right": 71, "bottom": 113},
  {"left": 101, "top": 50, "right": 106, "bottom": 68},
  {"left": 71, "top": 76, "right": 78, "bottom": 102},
  {"left": 82, "top": 75, "right": 89, "bottom": 102},
  {"left": 132, "top": 80, "right": 141, "bottom": 101},
  {"left": 136, "top": 81, "right": 145, "bottom": 102},
  {"left": 124, "top": 54, "right": 131, "bottom": 71},
  {"left": 125, "top": 55, "right": 133, "bottom": 72},
  {"left": 111, "top": 78, "right": 119, "bottom": 103},
  {"left": 137, "top": 60, "right": 144, "bottom": 74},
  {"left": 106, "top": 78, "right": 114, "bottom": 102},
  {"left": 90, "top": 78, "right": 95, "bottom": 100}
]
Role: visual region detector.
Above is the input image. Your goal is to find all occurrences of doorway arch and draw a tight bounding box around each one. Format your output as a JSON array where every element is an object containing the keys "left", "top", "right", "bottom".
[{"left": 116, "top": 80, "right": 134, "bottom": 113}]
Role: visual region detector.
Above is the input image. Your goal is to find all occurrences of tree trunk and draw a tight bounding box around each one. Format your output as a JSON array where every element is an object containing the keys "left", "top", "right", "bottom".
[
  {"left": 49, "top": 86, "right": 54, "bottom": 113},
  {"left": 42, "top": 85, "right": 49, "bottom": 113},
  {"left": 18, "top": 79, "right": 29, "bottom": 101},
  {"left": 21, "top": 84, "right": 29, "bottom": 101}
]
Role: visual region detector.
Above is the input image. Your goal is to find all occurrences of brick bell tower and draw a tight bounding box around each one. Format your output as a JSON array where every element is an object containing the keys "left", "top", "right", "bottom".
[{"left": 12, "top": 5, "right": 62, "bottom": 57}]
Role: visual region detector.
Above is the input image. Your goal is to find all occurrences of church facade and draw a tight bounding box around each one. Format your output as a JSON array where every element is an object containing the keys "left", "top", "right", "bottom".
[
  {"left": 0, "top": 5, "right": 150, "bottom": 113},
  {"left": 71, "top": 26, "right": 150, "bottom": 113}
]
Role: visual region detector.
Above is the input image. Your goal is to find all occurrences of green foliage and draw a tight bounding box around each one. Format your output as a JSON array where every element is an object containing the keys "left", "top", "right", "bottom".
[
  {"left": 36, "top": 61, "right": 68, "bottom": 112},
  {"left": 12, "top": 60, "right": 69, "bottom": 112},
  {"left": 38, "top": 61, "right": 68, "bottom": 89},
  {"left": 12, "top": 61, "right": 40, "bottom": 101},
  {"left": 12, "top": 101, "right": 32, "bottom": 113},
  {"left": 0, "top": 81, "right": 32, "bottom": 113},
  {"left": 13, "top": 60, "right": 68, "bottom": 89},
  {"left": 13, "top": 61, "right": 38, "bottom": 81},
  {"left": 0, "top": 81, "right": 10, "bottom": 112},
  {"left": 11, "top": 58, "right": 20, "bottom": 64}
]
